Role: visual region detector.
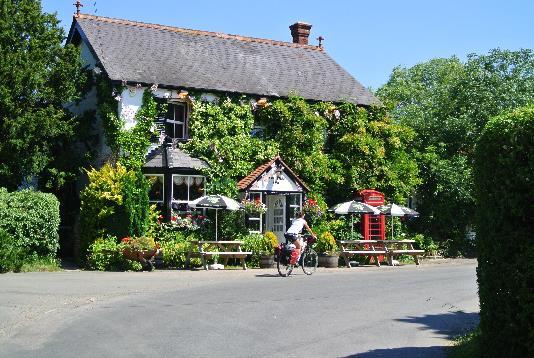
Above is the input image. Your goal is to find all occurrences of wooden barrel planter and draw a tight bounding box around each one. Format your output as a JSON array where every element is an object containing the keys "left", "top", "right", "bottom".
[
  {"left": 318, "top": 253, "right": 339, "bottom": 268},
  {"left": 122, "top": 248, "right": 159, "bottom": 271},
  {"left": 259, "top": 254, "right": 274, "bottom": 268}
]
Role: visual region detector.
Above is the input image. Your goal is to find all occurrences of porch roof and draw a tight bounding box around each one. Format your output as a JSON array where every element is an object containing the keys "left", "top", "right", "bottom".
[
  {"left": 237, "top": 156, "right": 309, "bottom": 192},
  {"left": 143, "top": 146, "right": 208, "bottom": 170}
]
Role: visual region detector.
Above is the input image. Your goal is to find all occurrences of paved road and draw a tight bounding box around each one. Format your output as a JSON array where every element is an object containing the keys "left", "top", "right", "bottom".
[{"left": 0, "top": 260, "right": 479, "bottom": 357}]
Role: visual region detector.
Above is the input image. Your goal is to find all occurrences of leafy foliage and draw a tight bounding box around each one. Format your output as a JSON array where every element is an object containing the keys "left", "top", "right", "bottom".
[
  {"left": 0, "top": 229, "right": 26, "bottom": 272},
  {"left": 182, "top": 97, "right": 278, "bottom": 196},
  {"left": 86, "top": 236, "right": 140, "bottom": 271},
  {"left": 0, "top": 0, "right": 87, "bottom": 190},
  {"left": 474, "top": 105, "right": 534, "bottom": 357},
  {"left": 79, "top": 163, "right": 150, "bottom": 261},
  {"left": 377, "top": 49, "right": 534, "bottom": 253},
  {"left": 257, "top": 96, "right": 331, "bottom": 195},
  {"left": 0, "top": 188, "right": 60, "bottom": 258},
  {"left": 328, "top": 103, "right": 420, "bottom": 204},
  {"left": 315, "top": 231, "right": 338, "bottom": 254}
]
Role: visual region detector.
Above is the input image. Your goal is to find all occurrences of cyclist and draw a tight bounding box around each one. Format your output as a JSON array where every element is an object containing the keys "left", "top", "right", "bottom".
[{"left": 284, "top": 211, "right": 316, "bottom": 265}]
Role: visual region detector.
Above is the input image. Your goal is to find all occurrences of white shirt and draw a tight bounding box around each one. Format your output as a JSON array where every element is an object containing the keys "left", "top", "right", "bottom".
[{"left": 286, "top": 218, "right": 307, "bottom": 234}]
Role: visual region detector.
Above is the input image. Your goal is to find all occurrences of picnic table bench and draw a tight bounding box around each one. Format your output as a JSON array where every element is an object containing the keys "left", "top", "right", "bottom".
[
  {"left": 337, "top": 240, "right": 387, "bottom": 267},
  {"left": 382, "top": 240, "right": 425, "bottom": 266},
  {"left": 185, "top": 241, "right": 252, "bottom": 270}
]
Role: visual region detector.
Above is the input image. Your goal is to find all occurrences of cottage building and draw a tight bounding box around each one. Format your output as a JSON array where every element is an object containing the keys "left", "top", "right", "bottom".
[{"left": 66, "top": 13, "right": 377, "bottom": 240}]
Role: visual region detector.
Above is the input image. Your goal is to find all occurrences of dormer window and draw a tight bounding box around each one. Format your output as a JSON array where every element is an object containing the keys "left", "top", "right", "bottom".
[{"left": 164, "top": 102, "right": 188, "bottom": 140}]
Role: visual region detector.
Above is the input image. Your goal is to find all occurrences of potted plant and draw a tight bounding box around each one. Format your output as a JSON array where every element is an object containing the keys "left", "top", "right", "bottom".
[
  {"left": 259, "top": 231, "right": 279, "bottom": 268},
  {"left": 316, "top": 231, "right": 339, "bottom": 268},
  {"left": 121, "top": 236, "right": 160, "bottom": 270}
]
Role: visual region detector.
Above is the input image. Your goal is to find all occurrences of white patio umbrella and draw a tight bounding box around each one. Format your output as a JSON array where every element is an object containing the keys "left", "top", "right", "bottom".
[
  {"left": 189, "top": 194, "right": 243, "bottom": 241},
  {"left": 377, "top": 203, "right": 420, "bottom": 240},
  {"left": 329, "top": 201, "right": 381, "bottom": 238}
]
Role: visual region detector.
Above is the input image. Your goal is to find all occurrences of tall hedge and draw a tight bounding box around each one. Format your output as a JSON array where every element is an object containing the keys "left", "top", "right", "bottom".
[
  {"left": 474, "top": 105, "right": 534, "bottom": 357},
  {"left": 79, "top": 163, "right": 150, "bottom": 261},
  {"left": 0, "top": 188, "right": 60, "bottom": 258}
]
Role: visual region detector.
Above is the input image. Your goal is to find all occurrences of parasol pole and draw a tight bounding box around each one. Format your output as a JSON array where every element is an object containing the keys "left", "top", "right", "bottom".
[
  {"left": 351, "top": 214, "right": 354, "bottom": 239},
  {"left": 215, "top": 209, "right": 218, "bottom": 241}
]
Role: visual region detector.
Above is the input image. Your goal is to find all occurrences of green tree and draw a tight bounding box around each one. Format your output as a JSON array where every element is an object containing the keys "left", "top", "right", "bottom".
[
  {"left": 377, "top": 49, "right": 534, "bottom": 254},
  {"left": 328, "top": 103, "right": 420, "bottom": 204},
  {"left": 0, "top": 0, "right": 87, "bottom": 190}
]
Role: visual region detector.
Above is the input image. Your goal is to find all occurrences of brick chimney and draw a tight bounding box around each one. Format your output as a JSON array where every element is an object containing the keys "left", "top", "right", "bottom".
[{"left": 289, "top": 22, "right": 312, "bottom": 45}]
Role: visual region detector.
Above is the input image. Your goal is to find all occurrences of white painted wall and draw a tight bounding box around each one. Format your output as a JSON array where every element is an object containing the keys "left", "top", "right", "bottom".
[{"left": 249, "top": 165, "right": 303, "bottom": 192}]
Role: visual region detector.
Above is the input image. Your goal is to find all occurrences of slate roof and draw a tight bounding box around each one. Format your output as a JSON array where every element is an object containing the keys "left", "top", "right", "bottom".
[
  {"left": 143, "top": 146, "right": 208, "bottom": 170},
  {"left": 69, "top": 14, "right": 378, "bottom": 105},
  {"left": 237, "top": 156, "right": 309, "bottom": 192}
]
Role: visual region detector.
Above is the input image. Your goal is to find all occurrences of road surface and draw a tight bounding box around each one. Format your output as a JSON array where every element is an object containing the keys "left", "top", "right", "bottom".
[{"left": 0, "top": 259, "right": 479, "bottom": 357}]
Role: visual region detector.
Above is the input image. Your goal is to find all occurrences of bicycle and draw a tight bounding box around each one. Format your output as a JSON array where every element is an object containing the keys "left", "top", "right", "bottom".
[{"left": 275, "top": 234, "right": 318, "bottom": 277}]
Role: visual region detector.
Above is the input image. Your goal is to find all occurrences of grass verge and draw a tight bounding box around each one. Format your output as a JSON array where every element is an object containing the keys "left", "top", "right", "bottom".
[
  {"left": 448, "top": 327, "right": 480, "bottom": 358},
  {"left": 19, "top": 257, "right": 62, "bottom": 272}
]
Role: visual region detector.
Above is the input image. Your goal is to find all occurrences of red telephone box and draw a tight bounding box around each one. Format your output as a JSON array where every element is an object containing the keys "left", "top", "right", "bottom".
[{"left": 356, "top": 189, "right": 385, "bottom": 241}]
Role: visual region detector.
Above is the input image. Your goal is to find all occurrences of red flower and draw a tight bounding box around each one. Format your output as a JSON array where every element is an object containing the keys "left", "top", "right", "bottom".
[
  {"left": 171, "top": 216, "right": 177, "bottom": 221},
  {"left": 198, "top": 215, "right": 205, "bottom": 220},
  {"left": 121, "top": 237, "right": 131, "bottom": 243},
  {"left": 186, "top": 214, "right": 192, "bottom": 218}
]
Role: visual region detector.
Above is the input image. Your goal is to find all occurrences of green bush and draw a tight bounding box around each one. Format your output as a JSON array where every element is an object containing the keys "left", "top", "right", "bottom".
[
  {"left": 474, "top": 105, "right": 534, "bottom": 357},
  {"left": 241, "top": 233, "right": 267, "bottom": 267},
  {"left": 79, "top": 163, "right": 150, "bottom": 262},
  {"left": 412, "top": 234, "right": 439, "bottom": 256},
  {"left": 0, "top": 229, "right": 26, "bottom": 273},
  {"left": 0, "top": 188, "right": 60, "bottom": 258},
  {"left": 86, "top": 236, "right": 140, "bottom": 271}
]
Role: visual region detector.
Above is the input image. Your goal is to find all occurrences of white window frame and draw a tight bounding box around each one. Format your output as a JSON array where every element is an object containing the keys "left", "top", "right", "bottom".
[
  {"left": 288, "top": 193, "right": 302, "bottom": 219},
  {"left": 171, "top": 174, "right": 205, "bottom": 203},
  {"left": 247, "top": 191, "right": 263, "bottom": 234},
  {"left": 144, "top": 174, "right": 164, "bottom": 203},
  {"left": 166, "top": 101, "right": 188, "bottom": 140}
]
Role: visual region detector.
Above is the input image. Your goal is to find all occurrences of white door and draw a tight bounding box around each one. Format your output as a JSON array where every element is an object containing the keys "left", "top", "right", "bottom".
[{"left": 267, "top": 195, "right": 286, "bottom": 242}]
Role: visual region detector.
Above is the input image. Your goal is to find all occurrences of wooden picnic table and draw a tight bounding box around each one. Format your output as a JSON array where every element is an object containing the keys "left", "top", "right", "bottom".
[
  {"left": 337, "top": 240, "right": 387, "bottom": 267},
  {"left": 185, "top": 240, "right": 252, "bottom": 270},
  {"left": 381, "top": 240, "right": 425, "bottom": 266}
]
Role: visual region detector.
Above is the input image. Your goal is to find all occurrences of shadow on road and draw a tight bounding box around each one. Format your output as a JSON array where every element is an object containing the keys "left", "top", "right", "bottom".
[
  {"left": 342, "top": 345, "right": 446, "bottom": 357},
  {"left": 342, "top": 311, "right": 479, "bottom": 357},
  {"left": 395, "top": 310, "right": 479, "bottom": 338},
  {"left": 254, "top": 273, "right": 281, "bottom": 278}
]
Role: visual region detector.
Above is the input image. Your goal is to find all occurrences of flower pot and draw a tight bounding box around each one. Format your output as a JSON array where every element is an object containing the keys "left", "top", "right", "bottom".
[
  {"left": 259, "top": 254, "right": 274, "bottom": 268},
  {"left": 318, "top": 254, "right": 339, "bottom": 268}
]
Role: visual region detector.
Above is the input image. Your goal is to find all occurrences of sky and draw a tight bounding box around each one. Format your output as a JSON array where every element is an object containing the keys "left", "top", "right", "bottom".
[{"left": 42, "top": 0, "right": 534, "bottom": 90}]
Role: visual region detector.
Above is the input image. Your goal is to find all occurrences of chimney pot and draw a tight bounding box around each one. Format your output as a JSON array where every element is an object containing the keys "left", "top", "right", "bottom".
[{"left": 289, "top": 22, "right": 312, "bottom": 45}]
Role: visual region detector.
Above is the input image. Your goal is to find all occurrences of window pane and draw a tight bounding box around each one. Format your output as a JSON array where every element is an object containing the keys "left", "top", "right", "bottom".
[
  {"left": 147, "top": 175, "right": 164, "bottom": 202},
  {"left": 248, "top": 219, "right": 261, "bottom": 232},
  {"left": 173, "top": 175, "right": 188, "bottom": 201},
  {"left": 189, "top": 176, "right": 204, "bottom": 201},
  {"left": 165, "top": 120, "right": 175, "bottom": 138}
]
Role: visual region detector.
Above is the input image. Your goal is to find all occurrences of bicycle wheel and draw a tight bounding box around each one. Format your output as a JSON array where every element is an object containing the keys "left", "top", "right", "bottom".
[
  {"left": 277, "top": 252, "right": 294, "bottom": 277},
  {"left": 302, "top": 248, "right": 318, "bottom": 275}
]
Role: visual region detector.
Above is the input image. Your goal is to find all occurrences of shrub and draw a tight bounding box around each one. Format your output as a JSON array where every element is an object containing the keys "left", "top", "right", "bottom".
[
  {"left": 315, "top": 231, "right": 338, "bottom": 254},
  {"left": 79, "top": 163, "right": 150, "bottom": 261},
  {"left": 0, "top": 229, "right": 26, "bottom": 273},
  {"left": 474, "top": 105, "right": 534, "bottom": 357},
  {"left": 242, "top": 233, "right": 268, "bottom": 267},
  {"left": 264, "top": 231, "right": 279, "bottom": 252},
  {"left": 86, "top": 236, "right": 140, "bottom": 271},
  {"left": 160, "top": 237, "right": 189, "bottom": 268},
  {"left": 412, "top": 234, "right": 439, "bottom": 256},
  {"left": 0, "top": 188, "right": 60, "bottom": 258}
]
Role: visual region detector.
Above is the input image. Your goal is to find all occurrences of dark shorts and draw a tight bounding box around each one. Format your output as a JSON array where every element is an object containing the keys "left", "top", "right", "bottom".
[{"left": 284, "top": 233, "right": 298, "bottom": 243}]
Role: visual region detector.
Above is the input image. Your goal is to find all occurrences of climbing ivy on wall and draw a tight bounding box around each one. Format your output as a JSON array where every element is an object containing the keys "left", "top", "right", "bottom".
[
  {"left": 96, "top": 76, "right": 158, "bottom": 170},
  {"left": 182, "top": 97, "right": 279, "bottom": 196}
]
